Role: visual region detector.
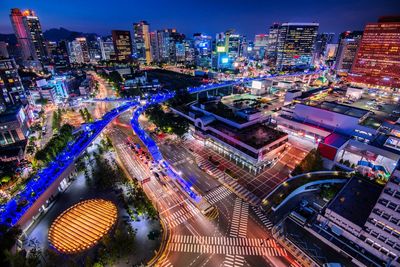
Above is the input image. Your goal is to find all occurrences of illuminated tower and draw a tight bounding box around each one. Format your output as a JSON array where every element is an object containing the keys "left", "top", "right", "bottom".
[
  {"left": 133, "top": 21, "right": 152, "bottom": 64},
  {"left": 266, "top": 23, "right": 280, "bottom": 67},
  {"left": 9, "top": 8, "right": 47, "bottom": 62},
  {"left": 111, "top": 30, "right": 133, "bottom": 62},
  {"left": 349, "top": 17, "right": 400, "bottom": 89},
  {"left": 276, "top": 23, "right": 319, "bottom": 70},
  {"left": 0, "top": 58, "right": 27, "bottom": 112}
]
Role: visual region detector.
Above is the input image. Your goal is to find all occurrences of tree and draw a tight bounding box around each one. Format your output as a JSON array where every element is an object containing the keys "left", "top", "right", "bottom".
[
  {"left": 35, "top": 124, "right": 74, "bottom": 163},
  {"left": 0, "top": 225, "right": 22, "bottom": 266},
  {"left": 292, "top": 149, "right": 324, "bottom": 175},
  {"left": 146, "top": 104, "right": 188, "bottom": 138}
]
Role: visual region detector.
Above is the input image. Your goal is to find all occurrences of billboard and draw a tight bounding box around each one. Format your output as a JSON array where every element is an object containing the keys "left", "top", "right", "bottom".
[
  {"left": 216, "top": 46, "right": 226, "bottom": 53},
  {"left": 252, "top": 80, "right": 263, "bottom": 90}
]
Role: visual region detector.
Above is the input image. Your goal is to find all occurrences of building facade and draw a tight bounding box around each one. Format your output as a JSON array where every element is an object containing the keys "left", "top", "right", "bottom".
[
  {"left": 276, "top": 23, "right": 319, "bottom": 70},
  {"left": 349, "top": 17, "right": 400, "bottom": 89},
  {"left": 9, "top": 8, "right": 48, "bottom": 63},
  {"left": 0, "top": 59, "right": 27, "bottom": 112},
  {"left": 111, "top": 30, "right": 133, "bottom": 62},
  {"left": 335, "top": 38, "right": 361, "bottom": 73},
  {"left": 133, "top": 21, "right": 152, "bottom": 64}
]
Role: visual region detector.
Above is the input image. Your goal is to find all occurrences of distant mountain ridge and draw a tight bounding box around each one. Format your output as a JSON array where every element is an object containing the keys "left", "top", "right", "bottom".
[
  {"left": 43, "top": 27, "right": 100, "bottom": 42},
  {"left": 0, "top": 28, "right": 101, "bottom": 44},
  {"left": 0, "top": 34, "right": 16, "bottom": 44}
]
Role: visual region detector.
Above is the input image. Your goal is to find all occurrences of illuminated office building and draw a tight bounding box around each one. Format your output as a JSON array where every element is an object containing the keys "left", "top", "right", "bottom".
[
  {"left": 335, "top": 38, "right": 361, "bottom": 73},
  {"left": 152, "top": 29, "right": 185, "bottom": 64},
  {"left": 99, "top": 37, "right": 115, "bottom": 61},
  {"left": 68, "top": 37, "right": 90, "bottom": 64},
  {"left": 0, "top": 42, "right": 9, "bottom": 59},
  {"left": 88, "top": 37, "right": 102, "bottom": 62},
  {"left": 9, "top": 8, "right": 48, "bottom": 63},
  {"left": 334, "top": 31, "right": 363, "bottom": 73},
  {"left": 111, "top": 30, "right": 133, "bottom": 62},
  {"left": 0, "top": 59, "right": 27, "bottom": 112},
  {"left": 193, "top": 33, "right": 212, "bottom": 67},
  {"left": 149, "top": 32, "right": 159, "bottom": 62},
  {"left": 313, "top": 32, "right": 334, "bottom": 63},
  {"left": 213, "top": 30, "right": 244, "bottom": 70},
  {"left": 133, "top": 21, "right": 152, "bottom": 64},
  {"left": 253, "top": 34, "right": 268, "bottom": 60},
  {"left": 266, "top": 23, "right": 280, "bottom": 67},
  {"left": 276, "top": 23, "right": 319, "bottom": 70},
  {"left": 349, "top": 17, "right": 400, "bottom": 89}
]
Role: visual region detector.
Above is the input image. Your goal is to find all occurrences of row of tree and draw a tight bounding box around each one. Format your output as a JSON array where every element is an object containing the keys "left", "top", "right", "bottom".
[
  {"left": 146, "top": 104, "right": 188, "bottom": 138},
  {"left": 51, "top": 108, "right": 62, "bottom": 132},
  {"left": 34, "top": 124, "right": 74, "bottom": 164},
  {"left": 79, "top": 108, "right": 93, "bottom": 123},
  {"left": 291, "top": 149, "right": 324, "bottom": 176}
]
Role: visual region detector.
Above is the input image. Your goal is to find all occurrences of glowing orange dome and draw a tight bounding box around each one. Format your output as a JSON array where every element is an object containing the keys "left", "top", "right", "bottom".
[{"left": 48, "top": 199, "right": 118, "bottom": 254}]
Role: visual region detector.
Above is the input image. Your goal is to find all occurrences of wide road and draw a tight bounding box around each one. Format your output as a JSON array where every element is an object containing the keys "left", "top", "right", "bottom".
[{"left": 113, "top": 114, "right": 300, "bottom": 267}]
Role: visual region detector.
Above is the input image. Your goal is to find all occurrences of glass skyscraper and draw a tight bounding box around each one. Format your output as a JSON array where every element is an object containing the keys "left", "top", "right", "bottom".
[{"left": 275, "top": 23, "right": 319, "bottom": 70}]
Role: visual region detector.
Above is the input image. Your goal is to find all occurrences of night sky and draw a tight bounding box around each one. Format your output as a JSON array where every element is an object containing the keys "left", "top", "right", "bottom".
[{"left": 1, "top": 0, "right": 399, "bottom": 39}]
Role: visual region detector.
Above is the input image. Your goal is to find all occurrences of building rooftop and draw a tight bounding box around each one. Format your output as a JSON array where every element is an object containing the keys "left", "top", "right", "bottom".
[
  {"left": 312, "top": 101, "right": 369, "bottom": 119},
  {"left": 328, "top": 177, "right": 383, "bottom": 228},
  {"left": 196, "top": 102, "right": 248, "bottom": 124},
  {"left": 0, "top": 105, "right": 23, "bottom": 124},
  {"left": 323, "top": 133, "right": 349, "bottom": 149},
  {"left": 210, "top": 122, "right": 287, "bottom": 150}
]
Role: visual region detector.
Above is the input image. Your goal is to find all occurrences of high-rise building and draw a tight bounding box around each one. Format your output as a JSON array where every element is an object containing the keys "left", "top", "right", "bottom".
[
  {"left": 335, "top": 38, "right": 361, "bottom": 73},
  {"left": 276, "top": 23, "right": 319, "bottom": 70},
  {"left": 324, "top": 43, "right": 338, "bottom": 62},
  {"left": 50, "top": 40, "right": 70, "bottom": 69},
  {"left": 88, "top": 37, "right": 102, "bottom": 62},
  {"left": 149, "top": 32, "right": 159, "bottom": 62},
  {"left": 0, "top": 59, "right": 27, "bottom": 112},
  {"left": 183, "top": 39, "right": 195, "bottom": 65},
  {"left": 313, "top": 33, "right": 335, "bottom": 63},
  {"left": 349, "top": 17, "right": 400, "bottom": 89},
  {"left": 152, "top": 29, "right": 185, "bottom": 64},
  {"left": 68, "top": 37, "right": 90, "bottom": 64},
  {"left": 213, "top": 30, "right": 244, "bottom": 69},
  {"left": 193, "top": 33, "right": 212, "bottom": 68},
  {"left": 9, "top": 8, "right": 48, "bottom": 63},
  {"left": 0, "top": 42, "right": 9, "bottom": 59},
  {"left": 266, "top": 23, "right": 281, "bottom": 67},
  {"left": 111, "top": 30, "right": 133, "bottom": 62},
  {"left": 214, "top": 32, "right": 229, "bottom": 70},
  {"left": 133, "top": 21, "right": 152, "bottom": 64},
  {"left": 254, "top": 34, "right": 268, "bottom": 60},
  {"left": 99, "top": 36, "right": 115, "bottom": 61}
]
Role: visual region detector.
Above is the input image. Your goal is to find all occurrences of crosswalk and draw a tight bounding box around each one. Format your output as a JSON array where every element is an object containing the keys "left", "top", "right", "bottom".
[
  {"left": 163, "top": 205, "right": 200, "bottom": 228},
  {"left": 195, "top": 156, "right": 260, "bottom": 205},
  {"left": 168, "top": 235, "right": 287, "bottom": 257},
  {"left": 157, "top": 258, "right": 173, "bottom": 267},
  {"left": 204, "top": 186, "right": 232, "bottom": 204},
  {"left": 116, "top": 144, "right": 149, "bottom": 179},
  {"left": 252, "top": 207, "right": 274, "bottom": 230},
  {"left": 223, "top": 254, "right": 245, "bottom": 267},
  {"left": 230, "top": 198, "right": 248, "bottom": 238}
]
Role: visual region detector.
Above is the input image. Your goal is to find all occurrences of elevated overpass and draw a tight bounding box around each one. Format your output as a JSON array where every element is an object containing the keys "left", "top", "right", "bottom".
[{"left": 0, "top": 101, "right": 138, "bottom": 228}]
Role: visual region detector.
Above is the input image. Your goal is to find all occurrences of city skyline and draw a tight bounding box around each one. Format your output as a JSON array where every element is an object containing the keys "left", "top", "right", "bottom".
[
  {"left": 0, "top": 0, "right": 399, "bottom": 39},
  {"left": 0, "top": 2, "right": 400, "bottom": 266}
]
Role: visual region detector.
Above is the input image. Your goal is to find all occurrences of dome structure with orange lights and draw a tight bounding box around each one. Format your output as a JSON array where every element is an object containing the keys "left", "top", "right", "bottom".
[{"left": 48, "top": 199, "right": 118, "bottom": 254}]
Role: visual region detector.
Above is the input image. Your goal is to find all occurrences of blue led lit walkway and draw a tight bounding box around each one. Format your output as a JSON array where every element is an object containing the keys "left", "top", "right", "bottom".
[
  {"left": 0, "top": 102, "right": 137, "bottom": 226},
  {"left": 130, "top": 92, "right": 201, "bottom": 202}
]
